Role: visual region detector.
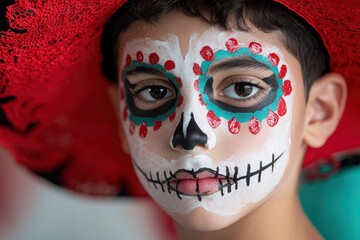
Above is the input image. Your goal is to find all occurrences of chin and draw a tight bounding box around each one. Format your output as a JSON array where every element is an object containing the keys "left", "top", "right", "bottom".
[{"left": 170, "top": 206, "right": 250, "bottom": 232}]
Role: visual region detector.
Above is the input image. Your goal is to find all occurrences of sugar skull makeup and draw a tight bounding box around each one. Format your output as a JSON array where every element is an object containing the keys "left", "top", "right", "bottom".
[{"left": 118, "top": 27, "right": 294, "bottom": 217}]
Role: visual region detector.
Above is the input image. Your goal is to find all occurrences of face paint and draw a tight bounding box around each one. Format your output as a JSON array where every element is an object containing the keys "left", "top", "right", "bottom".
[{"left": 119, "top": 27, "right": 294, "bottom": 216}]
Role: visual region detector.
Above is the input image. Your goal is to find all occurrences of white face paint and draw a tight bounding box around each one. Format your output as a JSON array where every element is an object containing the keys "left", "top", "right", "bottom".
[{"left": 118, "top": 27, "right": 294, "bottom": 217}]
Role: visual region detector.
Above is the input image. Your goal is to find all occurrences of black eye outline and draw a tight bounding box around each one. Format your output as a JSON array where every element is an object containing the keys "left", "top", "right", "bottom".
[
  {"left": 204, "top": 73, "right": 278, "bottom": 113},
  {"left": 123, "top": 66, "right": 180, "bottom": 118}
]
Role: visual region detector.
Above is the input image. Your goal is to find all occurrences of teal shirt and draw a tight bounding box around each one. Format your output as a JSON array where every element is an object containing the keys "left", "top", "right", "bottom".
[{"left": 300, "top": 166, "right": 360, "bottom": 240}]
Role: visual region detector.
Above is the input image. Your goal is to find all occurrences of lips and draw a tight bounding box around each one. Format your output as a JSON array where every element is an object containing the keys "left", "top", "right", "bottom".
[{"left": 168, "top": 169, "right": 229, "bottom": 197}]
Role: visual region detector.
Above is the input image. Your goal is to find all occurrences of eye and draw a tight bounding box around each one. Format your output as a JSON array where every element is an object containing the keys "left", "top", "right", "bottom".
[
  {"left": 127, "top": 79, "right": 177, "bottom": 111},
  {"left": 136, "top": 86, "right": 174, "bottom": 102},
  {"left": 214, "top": 75, "right": 272, "bottom": 108},
  {"left": 222, "top": 82, "right": 259, "bottom": 99}
]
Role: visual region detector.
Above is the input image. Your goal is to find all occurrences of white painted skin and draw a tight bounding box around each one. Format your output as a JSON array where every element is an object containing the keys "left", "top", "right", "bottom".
[{"left": 119, "top": 27, "right": 293, "bottom": 216}]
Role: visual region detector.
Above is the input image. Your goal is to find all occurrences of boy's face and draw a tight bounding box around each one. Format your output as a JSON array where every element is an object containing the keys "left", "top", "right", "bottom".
[{"left": 116, "top": 11, "right": 306, "bottom": 230}]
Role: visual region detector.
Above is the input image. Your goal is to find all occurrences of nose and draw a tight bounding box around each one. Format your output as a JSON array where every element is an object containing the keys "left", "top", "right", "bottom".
[{"left": 171, "top": 112, "right": 208, "bottom": 150}]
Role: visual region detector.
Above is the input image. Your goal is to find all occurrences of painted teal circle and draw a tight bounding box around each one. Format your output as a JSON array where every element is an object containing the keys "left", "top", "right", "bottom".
[
  {"left": 122, "top": 61, "right": 180, "bottom": 126},
  {"left": 199, "top": 48, "right": 284, "bottom": 122}
]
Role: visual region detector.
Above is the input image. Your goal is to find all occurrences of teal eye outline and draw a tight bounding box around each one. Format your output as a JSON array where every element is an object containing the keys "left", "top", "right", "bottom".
[
  {"left": 198, "top": 48, "right": 284, "bottom": 123},
  {"left": 122, "top": 61, "right": 181, "bottom": 126}
]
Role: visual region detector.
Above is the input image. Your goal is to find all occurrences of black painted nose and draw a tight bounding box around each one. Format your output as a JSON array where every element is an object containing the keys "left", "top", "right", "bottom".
[{"left": 172, "top": 112, "right": 208, "bottom": 150}]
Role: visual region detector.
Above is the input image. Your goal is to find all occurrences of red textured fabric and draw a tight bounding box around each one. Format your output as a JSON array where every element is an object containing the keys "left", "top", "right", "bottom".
[
  {"left": 0, "top": 0, "right": 145, "bottom": 196},
  {"left": 0, "top": 0, "right": 359, "bottom": 196},
  {"left": 274, "top": 0, "right": 360, "bottom": 167}
]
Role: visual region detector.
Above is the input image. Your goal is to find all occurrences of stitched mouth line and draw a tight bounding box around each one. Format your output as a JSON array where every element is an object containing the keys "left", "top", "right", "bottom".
[{"left": 134, "top": 152, "right": 284, "bottom": 201}]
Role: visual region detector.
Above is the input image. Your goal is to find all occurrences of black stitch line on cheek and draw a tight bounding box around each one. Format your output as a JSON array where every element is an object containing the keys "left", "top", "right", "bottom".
[
  {"left": 246, "top": 164, "right": 251, "bottom": 187},
  {"left": 234, "top": 167, "right": 239, "bottom": 190},
  {"left": 226, "top": 166, "right": 231, "bottom": 193},
  {"left": 218, "top": 179, "right": 224, "bottom": 196},
  {"left": 271, "top": 154, "right": 275, "bottom": 172},
  {"left": 149, "top": 172, "right": 158, "bottom": 190},
  {"left": 157, "top": 172, "right": 165, "bottom": 192},
  {"left": 196, "top": 180, "right": 202, "bottom": 201},
  {"left": 215, "top": 167, "right": 219, "bottom": 178},
  {"left": 258, "top": 161, "right": 263, "bottom": 183}
]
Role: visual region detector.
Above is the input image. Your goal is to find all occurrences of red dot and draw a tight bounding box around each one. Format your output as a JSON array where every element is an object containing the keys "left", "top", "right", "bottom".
[
  {"left": 169, "top": 112, "right": 176, "bottom": 122},
  {"left": 129, "top": 122, "right": 136, "bottom": 135},
  {"left": 177, "top": 95, "right": 184, "bottom": 107},
  {"left": 267, "top": 110, "right": 279, "bottom": 127},
  {"left": 194, "top": 79, "right": 200, "bottom": 91},
  {"left": 139, "top": 123, "right": 148, "bottom": 138},
  {"left": 198, "top": 94, "right": 205, "bottom": 105},
  {"left": 200, "top": 45, "right": 214, "bottom": 61},
  {"left": 164, "top": 60, "right": 175, "bottom": 70},
  {"left": 228, "top": 117, "right": 241, "bottom": 134},
  {"left": 226, "top": 38, "right": 239, "bottom": 53},
  {"left": 277, "top": 97, "right": 287, "bottom": 116},
  {"left": 123, "top": 108, "right": 128, "bottom": 121},
  {"left": 154, "top": 121, "right": 162, "bottom": 131},
  {"left": 279, "top": 64, "right": 287, "bottom": 78},
  {"left": 193, "top": 63, "right": 202, "bottom": 75},
  {"left": 268, "top": 53, "right": 280, "bottom": 66},
  {"left": 249, "top": 42, "right": 262, "bottom": 54},
  {"left": 136, "top": 51, "right": 144, "bottom": 62},
  {"left": 248, "top": 117, "right": 261, "bottom": 135},
  {"left": 207, "top": 110, "right": 221, "bottom": 129},
  {"left": 149, "top": 53, "right": 160, "bottom": 64},
  {"left": 175, "top": 77, "right": 182, "bottom": 88},
  {"left": 126, "top": 54, "right": 132, "bottom": 67},
  {"left": 282, "top": 80, "right": 292, "bottom": 96}
]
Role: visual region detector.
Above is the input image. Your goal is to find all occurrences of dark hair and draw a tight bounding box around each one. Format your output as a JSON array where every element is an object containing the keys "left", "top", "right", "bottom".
[{"left": 101, "top": 0, "right": 329, "bottom": 94}]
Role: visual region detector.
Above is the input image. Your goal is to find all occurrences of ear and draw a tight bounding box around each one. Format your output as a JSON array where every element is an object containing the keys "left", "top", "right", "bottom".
[
  {"left": 108, "top": 84, "right": 130, "bottom": 154},
  {"left": 304, "top": 73, "right": 347, "bottom": 148}
]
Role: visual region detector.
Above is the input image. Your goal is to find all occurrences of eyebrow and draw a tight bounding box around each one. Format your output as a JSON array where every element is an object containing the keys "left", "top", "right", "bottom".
[
  {"left": 126, "top": 67, "right": 166, "bottom": 77},
  {"left": 207, "top": 56, "right": 271, "bottom": 75}
]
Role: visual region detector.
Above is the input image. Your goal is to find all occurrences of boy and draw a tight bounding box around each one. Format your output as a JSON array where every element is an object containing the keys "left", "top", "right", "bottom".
[{"left": 102, "top": 0, "right": 352, "bottom": 239}]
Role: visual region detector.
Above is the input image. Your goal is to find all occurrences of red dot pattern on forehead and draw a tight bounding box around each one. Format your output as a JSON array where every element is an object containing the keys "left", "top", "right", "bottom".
[
  {"left": 154, "top": 121, "right": 162, "bottom": 131},
  {"left": 200, "top": 46, "right": 214, "bottom": 62},
  {"left": 228, "top": 117, "right": 241, "bottom": 134},
  {"left": 267, "top": 110, "right": 279, "bottom": 127},
  {"left": 282, "top": 80, "right": 292, "bottom": 96},
  {"left": 279, "top": 64, "right": 287, "bottom": 78},
  {"left": 268, "top": 53, "right": 280, "bottom": 66},
  {"left": 249, "top": 117, "right": 261, "bottom": 135},
  {"left": 149, "top": 52, "right": 160, "bottom": 64},
  {"left": 277, "top": 97, "right": 287, "bottom": 116},
  {"left": 136, "top": 51, "right": 144, "bottom": 63},
  {"left": 139, "top": 123, "right": 148, "bottom": 138},
  {"left": 126, "top": 54, "right": 132, "bottom": 67},
  {"left": 164, "top": 60, "right": 175, "bottom": 70},
  {"left": 193, "top": 63, "right": 202, "bottom": 75},
  {"left": 249, "top": 42, "right": 262, "bottom": 54},
  {"left": 226, "top": 38, "right": 239, "bottom": 53},
  {"left": 207, "top": 110, "right": 221, "bottom": 129}
]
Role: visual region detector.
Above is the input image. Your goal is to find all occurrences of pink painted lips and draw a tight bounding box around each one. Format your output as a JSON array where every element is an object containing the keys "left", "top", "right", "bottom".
[{"left": 169, "top": 170, "right": 230, "bottom": 196}]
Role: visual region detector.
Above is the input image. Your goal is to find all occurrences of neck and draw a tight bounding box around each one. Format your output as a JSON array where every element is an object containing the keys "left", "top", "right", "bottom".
[{"left": 176, "top": 163, "right": 323, "bottom": 240}]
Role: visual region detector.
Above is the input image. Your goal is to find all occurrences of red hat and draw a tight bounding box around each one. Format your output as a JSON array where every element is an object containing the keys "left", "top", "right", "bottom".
[{"left": 0, "top": 0, "right": 359, "bottom": 196}]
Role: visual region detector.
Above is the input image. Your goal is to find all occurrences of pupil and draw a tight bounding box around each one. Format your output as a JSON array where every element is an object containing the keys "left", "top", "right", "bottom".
[
  {"left": 150, "top": 87, "right": 167, "bottom": 99},
  {"left": 235, "top": 84, "right": 253, "bottom": 97}
]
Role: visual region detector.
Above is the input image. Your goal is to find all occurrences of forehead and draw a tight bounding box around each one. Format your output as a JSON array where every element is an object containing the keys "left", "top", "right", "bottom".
[{"left": 118, "top": 11, "right": 287, "bottom": 58}]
